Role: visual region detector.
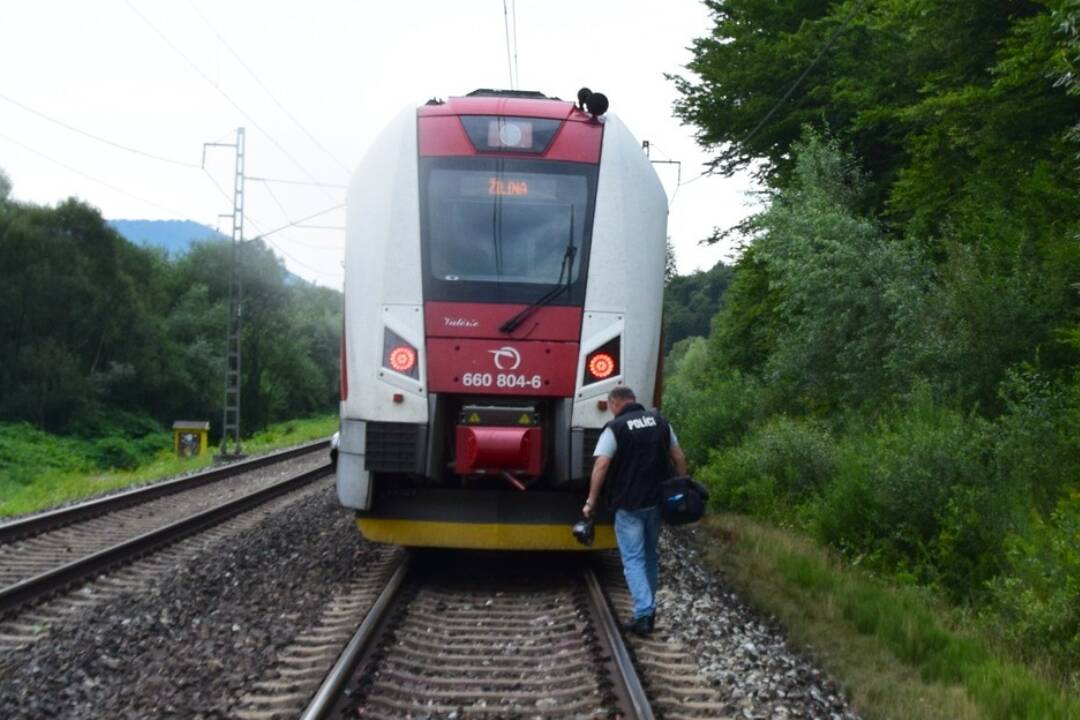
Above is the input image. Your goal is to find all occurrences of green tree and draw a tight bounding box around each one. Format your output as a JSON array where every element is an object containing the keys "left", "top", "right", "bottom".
[
  {"left": 662, "top": 260, "right": 732, "bottom": 353},
  {"left": 0, "top": 186, "right": 342, "bottom": 438},
  {"left": 671, "top": 0, "right": 1079, "bottom": 223}
]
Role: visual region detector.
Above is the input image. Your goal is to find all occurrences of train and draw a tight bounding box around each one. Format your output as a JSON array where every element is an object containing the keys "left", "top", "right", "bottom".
[{"left": 336, "top": 88, "right": 667, "bottom": 550}]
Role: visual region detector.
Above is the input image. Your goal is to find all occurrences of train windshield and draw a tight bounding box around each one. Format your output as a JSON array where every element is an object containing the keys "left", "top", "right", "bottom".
[{"left": 420, "top": 157, "right": 597, "bottom": 304}]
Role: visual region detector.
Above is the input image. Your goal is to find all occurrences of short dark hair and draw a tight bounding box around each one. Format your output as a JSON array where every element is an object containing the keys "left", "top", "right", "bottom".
[{"left": 608, "top": 386, "right": 636, "bottom": 402}]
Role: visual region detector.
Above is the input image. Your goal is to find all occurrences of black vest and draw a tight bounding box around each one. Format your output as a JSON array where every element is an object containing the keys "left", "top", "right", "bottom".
[{"left": 603, "top": 403, "right": 673, "bottom": 511}]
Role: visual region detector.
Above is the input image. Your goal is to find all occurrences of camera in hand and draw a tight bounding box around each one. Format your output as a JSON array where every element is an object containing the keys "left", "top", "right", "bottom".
[{"left": 572, "top": 517, "right": 595, "bottom": 547}]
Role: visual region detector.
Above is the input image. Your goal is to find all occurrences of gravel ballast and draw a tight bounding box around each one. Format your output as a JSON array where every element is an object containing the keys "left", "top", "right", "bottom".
[
  {"left": 2, "top": 488, "right": 862, "bottom": 720},
  {"left": 0, "top": 486, "right": 373, "bottom": 719},
  {"left": 654, "top": 525, "right": 861, "bottom": 719}
]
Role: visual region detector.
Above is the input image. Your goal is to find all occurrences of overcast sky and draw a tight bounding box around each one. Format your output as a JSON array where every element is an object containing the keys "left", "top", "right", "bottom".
[{"left": 0, "top": 0, "right": 759, "bottom": 287}]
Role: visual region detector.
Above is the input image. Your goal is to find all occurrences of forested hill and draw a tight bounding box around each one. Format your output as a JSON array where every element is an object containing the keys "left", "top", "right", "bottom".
[
  {"left": 0, "top": 185, "right": 341, "bottom": 440},
  {"left": 108, "top": 219, "right": 308, "bottom": 285},
  {"left": 664, "top": 0, "right": 1080, "bottom": 689}
]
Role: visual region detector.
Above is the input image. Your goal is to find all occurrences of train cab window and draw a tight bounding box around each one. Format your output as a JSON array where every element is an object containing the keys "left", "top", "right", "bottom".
[{"left": 420, "top": 158, "right": 598, "bottom": 305}]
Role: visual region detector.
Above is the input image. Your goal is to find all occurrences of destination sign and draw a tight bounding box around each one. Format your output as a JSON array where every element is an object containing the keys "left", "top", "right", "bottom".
[{"left": 488, "top": 178, "right": 528, "bottom": 196}]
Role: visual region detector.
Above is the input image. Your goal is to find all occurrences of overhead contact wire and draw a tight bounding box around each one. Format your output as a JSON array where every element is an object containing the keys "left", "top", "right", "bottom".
[
  {"left": 0, "top": 130, "right": 190, "bottom": 217},
  {"left": 669, "top": 0, "right": 864, "bottom": 211},
  {"left": 511, "top": 0, "right": 520, "bottom": 88},
  {"left": 124, "top": 0, "right": 337, "bottom": 200},
  {"left": 257, "top": 204, "right": 345, "bottom": 239},
  {"left": 184, "top": 0, "right": 352, "bottom": 178},
  {"left": 0, "top": 92, "right": 201, "bottom": 169},
  {"left": 502, "top": 0, "right": 515, "bottom": 89}
]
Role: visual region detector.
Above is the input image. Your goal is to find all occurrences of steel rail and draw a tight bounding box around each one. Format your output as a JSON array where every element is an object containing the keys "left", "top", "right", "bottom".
[
  {"left": 299, "top": 553, "right": 411, "bottom": 720},
  {"left": 0, "top": 439, "right": 330, "bottom": 544},
  {"left": 0, "top": 463, "right": 333, "bottom": 618},
  {"left": 583, "top": 565, "right": 656, "bottom": 720}
]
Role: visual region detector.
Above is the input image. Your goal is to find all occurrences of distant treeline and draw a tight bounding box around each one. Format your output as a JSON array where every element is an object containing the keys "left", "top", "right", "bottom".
[
  {"left": 0, "top": 173, "right": 341, "bottom": 443},
  {"left": 662, "top": 260, "right": 732, "bottom": 356},
  {"left": 665, "top": 0, "right": 1080, "bottom": 674}
]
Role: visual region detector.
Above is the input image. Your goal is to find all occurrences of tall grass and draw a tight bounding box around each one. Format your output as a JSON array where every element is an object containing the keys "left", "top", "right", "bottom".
[
  {"left": 0, "top": 414, "right": 338, "bottom": 518},
  {"left": 706, "top": 515, "right": 1080, "bottom": 720}
]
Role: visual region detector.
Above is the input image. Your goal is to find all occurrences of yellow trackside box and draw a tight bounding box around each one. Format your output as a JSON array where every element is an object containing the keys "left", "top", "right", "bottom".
[{"left": 172, "top": 420, "right": 209, "bottom": 457}]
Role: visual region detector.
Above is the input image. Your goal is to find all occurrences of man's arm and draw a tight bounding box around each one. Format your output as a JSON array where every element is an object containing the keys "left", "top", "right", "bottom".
[
  {"left": 670, "top": 444, "right": 688, "bottom": 476},
  {"left": 583, "top": 455, "right": 610, "bottom": 519}
]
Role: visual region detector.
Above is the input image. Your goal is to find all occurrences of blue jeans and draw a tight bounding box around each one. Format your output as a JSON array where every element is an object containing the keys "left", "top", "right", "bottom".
[{"left": 614, "top": 505, "right": 661, "bottom": 620}]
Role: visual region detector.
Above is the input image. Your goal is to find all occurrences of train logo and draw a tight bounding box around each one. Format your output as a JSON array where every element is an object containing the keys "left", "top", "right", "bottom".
[{"left": 488, "top": 346, "right": 522, "bottom": 371}]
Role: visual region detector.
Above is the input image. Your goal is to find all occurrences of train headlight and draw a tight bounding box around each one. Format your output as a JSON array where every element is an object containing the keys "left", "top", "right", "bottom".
[
  {"left": 498, "top": 122, "right": 525, "bottom": 147},
  {"left": 583, "top": 338, "right": 620, "bottom": 385},
  {"left": 382, "top": 328, "right": 419, "bottom": 379}
]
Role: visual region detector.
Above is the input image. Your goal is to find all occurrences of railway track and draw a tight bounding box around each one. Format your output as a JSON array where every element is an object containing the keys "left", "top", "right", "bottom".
[
  {"left": 252, "top": 550, "right": 727, "bottom": 720},
  {"left": 303, "top": 550, "right": 650, "bottom": 719},
  {"left": 0, "top": 440, "right": 331, "bottom": 624}
]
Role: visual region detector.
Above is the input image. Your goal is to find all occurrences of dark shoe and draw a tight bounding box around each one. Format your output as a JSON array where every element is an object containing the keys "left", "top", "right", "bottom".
[{"left": 623, "top": 614, "right": 654, "bottom": 637}]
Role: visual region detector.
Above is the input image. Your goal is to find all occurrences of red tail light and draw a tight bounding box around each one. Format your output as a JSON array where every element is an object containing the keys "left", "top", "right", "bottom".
[
  {"left": 388, "top": 345, "right": 416, "bottom": 373},
  {"left": 382, "top": 328, "right": 419, "bottom": 379},
  {"left": 588, "top": 352, "right": 616, "bottom": 379},
  {"left": 583, "top": 337, "right": 621, "bottom": 385}
]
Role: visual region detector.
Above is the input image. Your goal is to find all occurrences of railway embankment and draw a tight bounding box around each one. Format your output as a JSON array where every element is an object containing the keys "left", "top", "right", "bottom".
[
  {"left": 692, "top": 516, "right": 1080, "bottom": 720},
  {"left": 0, "top": 414, "right": 337, "bottom": 520},
  {"left": 0, "top": 483, "right": 874, "bottom": 719},
  {"left": 0, "top": 483, "right": 368, "bottom": 719}
]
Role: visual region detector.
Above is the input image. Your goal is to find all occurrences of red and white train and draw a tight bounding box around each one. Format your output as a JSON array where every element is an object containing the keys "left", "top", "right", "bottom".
[{"left": 336, "top": 89, "right": 667, "bottom": 550}]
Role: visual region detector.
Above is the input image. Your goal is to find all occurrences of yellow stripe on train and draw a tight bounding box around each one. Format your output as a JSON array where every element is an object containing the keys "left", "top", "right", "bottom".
[{"left": 356, "top": 518, "right": 617, "bottom": 551}]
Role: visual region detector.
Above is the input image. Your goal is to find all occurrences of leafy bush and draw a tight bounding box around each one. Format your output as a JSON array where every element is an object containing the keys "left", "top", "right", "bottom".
[
  {"left": 662, "top": 337, "right": 763, "bottom": 467},
  {"left": 69, "top": 406, "right": 163, "bottom": 441},
  {"left": 992, "top": 367, "right": 1080, "bottom": 516},
  {"left": 700, "top": 416, "right": 836, "bottom": 518},
  {"left": 991, "top": 495, "right": 1080, "bottom": 671},
  {"left": 709, "top": 133, "right": 933, "bottom": 416},
  {"left": 811, "top": 388, "right": 1009, "bottom": 599},
  {"left": 0, "top": 422, "right": 94, "bottom": 475},
  {"left": 92, "top": 436, "right": 142, "bottom": 470}
]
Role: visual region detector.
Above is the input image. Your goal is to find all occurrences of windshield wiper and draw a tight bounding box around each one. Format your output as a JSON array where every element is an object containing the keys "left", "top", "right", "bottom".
[{"left": 499, "top": 206, "right": 576, "bottom": 334}]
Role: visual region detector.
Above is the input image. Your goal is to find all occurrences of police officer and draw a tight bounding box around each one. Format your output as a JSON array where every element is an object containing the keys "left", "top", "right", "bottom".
[{"left": 582, "top": 386, "right": 687, "bottom": 635}]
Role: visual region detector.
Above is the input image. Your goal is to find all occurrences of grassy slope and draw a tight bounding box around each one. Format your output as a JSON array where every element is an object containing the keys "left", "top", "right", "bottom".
[
  {"left": 0, "top": 414, "right": 338, "bottom": 518},
  {"left": 700, "top": 515, "right": 1079, "bottom": 720}
]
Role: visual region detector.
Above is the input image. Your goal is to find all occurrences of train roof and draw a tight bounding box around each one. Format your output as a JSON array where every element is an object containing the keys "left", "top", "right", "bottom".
[{"left": 420, "top": 89, "right": 591, "bottom": 122}]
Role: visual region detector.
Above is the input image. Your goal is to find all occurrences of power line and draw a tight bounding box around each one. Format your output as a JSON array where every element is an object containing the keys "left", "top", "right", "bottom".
[
  {"left": 123, "top": 0, "right": 337, "bottom": 200},
  {"left": 269, "top": 234, "right": 342, "bottom": 251},
  {"left": 742, "top": 0, "right": 864, "bottom": 147},
  {"left": 669, "top": 1, "right": 864, "bottom": 211},
  {"left": 202, "top": 167, "right": 235, "bottom": 205},
  {"left": 183, "top": 0, "right": 352, "bottom": 178},
  {"left": 0, "top": 130, "right": 189, "bottom": 216},
  {"left": 256, "top": 204, "right": 345, "bottom": 239},
  {"left": 201, "top": 141, "right": 345, "bottom": 271},
  {"left": 261, "top": 234, "right": 343, "bottom": 279},
  {"left": 258, "top": 178, "right": 295, "bottom": 224},
  {"left": 668, "top": 167, "right": 709, "bottom": 209},
  {"left": 502, "top": 0, "right": 515, "bottom": 89},
  {"left": 511, "top": 0, "right": 520, "bottom": 88},
  {"left": 0, "top": 91, "right": 201, "bottom": 169},
  {"left": 248, "top": 176, "right": 347, "bottom": 189}
]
